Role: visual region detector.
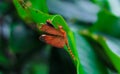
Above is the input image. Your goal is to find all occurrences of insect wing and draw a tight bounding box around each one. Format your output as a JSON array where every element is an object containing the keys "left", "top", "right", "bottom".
[
  {"left": 40, "top": 34, "right": 65, "bottom": 48},
  {"left": 40, "top": 25, "right": 63, "bottom": 36}
]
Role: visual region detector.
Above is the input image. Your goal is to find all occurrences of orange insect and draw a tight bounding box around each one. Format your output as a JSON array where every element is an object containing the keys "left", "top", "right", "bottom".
[{"left": 39, "top": 20, "right": 75, "bottom": 60}]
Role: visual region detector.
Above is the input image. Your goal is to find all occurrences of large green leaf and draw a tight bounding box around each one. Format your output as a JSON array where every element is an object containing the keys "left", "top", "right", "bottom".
[
  {"left": 13, "top": 0, "right": 70, "bottom": 31},
  {"left": 13, "top": 0, "right": 48, "bottom": 24},
  {"left": 91, "top": 10, "right": 120, "bottom": 38},
  {"left": 99, "top": 36, "right": 120, "bottom": 73},
  {"left": 70, "top": 32, "right": 108, "bottom": 74},
  {"left": 80, "top": 30, "right": 120, "bottom": 73}
]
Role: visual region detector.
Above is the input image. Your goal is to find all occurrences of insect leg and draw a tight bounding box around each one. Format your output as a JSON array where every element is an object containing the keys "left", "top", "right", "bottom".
[{"left": 65, "top": 39, "right": 76, "bottom": 60}]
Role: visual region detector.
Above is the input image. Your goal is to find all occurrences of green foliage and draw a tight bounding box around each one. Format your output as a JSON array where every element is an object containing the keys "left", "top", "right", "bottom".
[
  {"left": 12, "top": 0, "right": 120, "bottom": 74},
  {"left": 0, "top": 0, "right": 120, "bottom": 74},
  {"left": 91, "top": 9, "right": 120, "bottom": 37},
  {"left": 14, "top": 0, "right": 108, "bottom": 74},
  {"left": 81, "top": 30, "right": 120, "bottom": 73}
]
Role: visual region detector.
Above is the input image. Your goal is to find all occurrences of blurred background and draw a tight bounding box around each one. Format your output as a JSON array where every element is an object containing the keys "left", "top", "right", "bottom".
[{"left": 0, "top": 0, "right": 120, "bottom": 74}]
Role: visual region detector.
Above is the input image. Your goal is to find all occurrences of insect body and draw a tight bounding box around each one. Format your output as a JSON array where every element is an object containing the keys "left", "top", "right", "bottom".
[{"left": 39, "top": 20, "right": 75, "bottom": 60}]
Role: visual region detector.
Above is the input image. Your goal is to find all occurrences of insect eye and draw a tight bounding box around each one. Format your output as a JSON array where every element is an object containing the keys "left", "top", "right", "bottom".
[{"left": 59, "top": 26, "right": 63, "bottom": 29}]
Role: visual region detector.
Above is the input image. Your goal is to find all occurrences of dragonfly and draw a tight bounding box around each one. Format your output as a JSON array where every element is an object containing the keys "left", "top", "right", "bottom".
[{"left": 39, "top": 20, "right": 75, "bottom": 60}]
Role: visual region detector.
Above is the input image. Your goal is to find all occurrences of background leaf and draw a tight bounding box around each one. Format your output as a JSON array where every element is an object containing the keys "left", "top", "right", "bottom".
[
  {"left": 71, "top": 32, "right": 108, "bottom": 74},
  {"left": 80, "top": 30, "right": 120, "bottom": 73},
  {"left": 90, "top": 9, "right": 120, "bottom": 38}
]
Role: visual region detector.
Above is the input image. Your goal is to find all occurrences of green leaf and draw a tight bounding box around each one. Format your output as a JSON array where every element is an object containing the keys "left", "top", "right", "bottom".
[
  {"left": 29, "top": 0, "right": 48, "bottom": 13},
  {"left": 13, "top": 0, "right": 30, "bottom": 22},
  {"left": 13, "top": 0, "right": 48, "bottom": 22},
  {"left": 70, "top": 32, "right": 108, "bottom": 74},
  {"left": 20, "top": 5, "right": 71, "bottom": 32},
  {"left": 13, "top": 0, "right": 70, "bottom": 32},
  {"left": 80, "top": 30, "right": 120, "bottom": 73},
  {"left": 99, "top": 36, "right": 120, "bottom": 73},
  {"left": 91, "top": 10, "right": 120, "bottom": 38}
]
